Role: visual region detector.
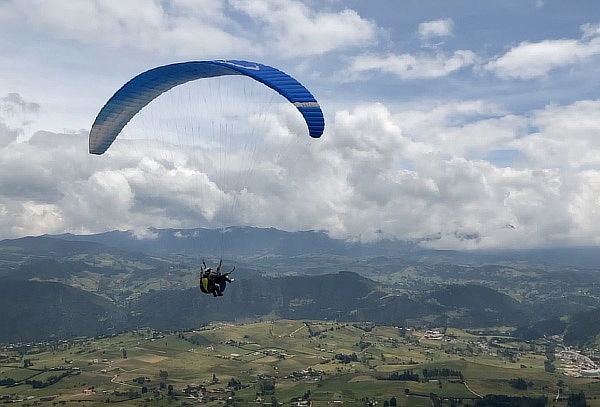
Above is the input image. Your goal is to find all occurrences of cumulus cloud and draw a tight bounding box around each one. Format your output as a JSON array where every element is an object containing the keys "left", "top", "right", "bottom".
[
  {"left": 0, "top": 122, "right": 19, "bottom": 149},
  {"left": 1, "top": 0, "right": 376, "bottom": 58},
  {"left": 229, "top": 0, "right": 378, "bottom": 56},
  {"left": 394, "top": 101, "right": 526, "bottom": 158},
  {"left": 345, "top": 18, "right": 474, "bottom": 80},
  {"left": 348, "top": 50, "right": 476, "bottom": 80},
  {"left": 0, "top": 93, "right": 40, "bottom": 147},
  {"left": 1, "top": 0, "right": 256, "bottom": 57},
  {"left": 485, "top": 22, "right": 600, "bottom": 79},
  {"left": 1, "top": 93, "right": 40, "bottom": 116},
  {"left": 513, "top": 100, "right": 600, "bottom": 168},
  {"left": 582, "top": 23, "right": 600, "bottom": 39},
  {"left": 2, "top": 93, "right": 600, "bottom": 249},
  {"left": 418, "top": 18, "right": 454, "bottom": 41}
]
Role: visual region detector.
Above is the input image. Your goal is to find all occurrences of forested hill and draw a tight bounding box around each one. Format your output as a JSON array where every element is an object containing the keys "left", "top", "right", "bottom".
[
  {"left": 0, "top": 270, "right": 531, "bottom": 342},
  {"left": 131, "top": 276, "right": 530, "bottom": 330},
  {"left": 564, "top": 307, "right": 600, "bottom": 346},
  {"left": 0, "top": 280, "right": 127, "bottom": 343}
]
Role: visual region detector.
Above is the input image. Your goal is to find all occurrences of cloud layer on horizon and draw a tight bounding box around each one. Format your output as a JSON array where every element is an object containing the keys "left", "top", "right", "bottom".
[{"left": 2, "top": 92, "right": 600, "bottom": 249}]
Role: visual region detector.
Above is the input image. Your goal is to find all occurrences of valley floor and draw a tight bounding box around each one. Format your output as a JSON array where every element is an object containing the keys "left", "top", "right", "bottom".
[{"left": 1, "top": 320, "right": 598, "bottom": 407}]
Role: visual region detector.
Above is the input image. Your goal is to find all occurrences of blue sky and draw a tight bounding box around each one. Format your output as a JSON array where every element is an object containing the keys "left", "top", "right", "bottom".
[
  {"left": 2, "top": 0, "right": 599, "bottom": 129},
  {"left": 1, "top": 0, "right": 600, "bottom": 249}
]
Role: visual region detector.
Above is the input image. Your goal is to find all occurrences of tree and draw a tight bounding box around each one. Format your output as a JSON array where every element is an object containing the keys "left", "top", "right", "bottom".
[
  {"left": 544, "top": 360, "right": 555, "bottom": 373},
  {"left": 141, "top": 387, "right": 148, "bottom": 394},
  {"left": 257, "top": 379, "right": 275, "bottom": 396},
  {"left": 121, "top": 348, "right": 127, "bottom": 359},
  {"left": 389, "top": 370, "right": 419, "bottom": 381},
  {"left": 390, "top": 397, "right": 397, "bottom": 407},
  {"left": 0, "top": 378, "right": 16, "bottom": 386},
  {"left": 159, "top": 370, "right": 169, "bottom": 382},
  {"left": 228, "top": 378, "right": 242, "bottom": 390},
  {"left": 568, "top": 392, "right": 588, "bottom": 407},
  {"left": 509, "top": 378, "right": 528, "bottom": 390}
]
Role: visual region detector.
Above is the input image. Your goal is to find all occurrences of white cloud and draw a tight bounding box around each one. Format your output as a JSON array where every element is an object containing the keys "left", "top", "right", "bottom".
[
  {"left": 513, "top": 100, "right": 600, "bottom": 168},
  {"left": 0, "top": 93, "right": 40, "bottom": 147},
  {"left": 1, "top": 93, "right": 40, "bottom": 116},
  {"left": 582, "top": 23, "right": 600, "bottom": 39},
  {"left": 229, "top": 0, "right": 378, "bottom": 56},
  {"left": 396, "top": 103, "right": 526, "bottom": 158},
  {"left": 348, "top": 50, "right": 476, "bottom": 80},
  {"left": 2, "top": 93, "right": 600, "bottom": 249},
  {"left": 1, "top": 0, "right": 377, "bottom": 58},
  {"left": 418, "top": 18, "right": 454, "bottom": 41},
  {"left": 0, "top": 122, "right": 19, "bottom": 149},
  {"left": 2, "top": 0, "right": 255, "bottom": 57},
  {"left": 485, "top": 23, "right": 600, "bottom": 79}
]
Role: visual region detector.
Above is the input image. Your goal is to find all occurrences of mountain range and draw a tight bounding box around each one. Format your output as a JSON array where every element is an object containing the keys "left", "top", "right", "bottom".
[
  {"left": 1, "top": 226, "right": 600, "bottom": 344},
  {"left": 46, "top": 226, "right": 600, "bottom": 267}
]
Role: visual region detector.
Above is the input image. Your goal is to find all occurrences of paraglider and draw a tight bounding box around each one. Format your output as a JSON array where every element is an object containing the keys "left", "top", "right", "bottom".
[
  {"left": 199, "top": 260, "right": 234, "bottom": 297},
  {"left": 88, "top": 60, "right": 324, "bottom": 298},
  {"left": 89, "top": 59, "right": 324, "bottom": 154}
]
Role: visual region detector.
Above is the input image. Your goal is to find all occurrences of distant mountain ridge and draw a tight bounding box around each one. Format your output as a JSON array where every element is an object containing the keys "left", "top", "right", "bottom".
[
  {"left": 49, "top": 226, "right": 419, "bottom": 257},
  {"left": 43, "top": 226, "right": 600, "bottom": 267},
  {"left": 1, "top": 235, "right": 115, "bottom": 256}
]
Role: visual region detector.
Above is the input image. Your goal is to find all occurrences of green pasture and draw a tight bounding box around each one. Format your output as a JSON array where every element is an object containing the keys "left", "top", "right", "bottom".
[{"left": 1, "top": 320, "right": 600, "bottom": 406}]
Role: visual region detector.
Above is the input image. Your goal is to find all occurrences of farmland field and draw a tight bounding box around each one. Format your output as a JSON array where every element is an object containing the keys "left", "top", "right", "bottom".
[{"left": 0, "top": 320, "right": 598, "bottom": 406}]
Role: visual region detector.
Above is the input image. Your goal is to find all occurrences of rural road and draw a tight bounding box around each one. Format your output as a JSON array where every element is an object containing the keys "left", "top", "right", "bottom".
[
  {"left": 464, "top": 381, "right": 483, "bottom": 399},
  {"left": 288, "top": 325, "right": 306, "bottom": 337},
  {"left": 110, "top": 367, "right": 143, "bottom": 388}
]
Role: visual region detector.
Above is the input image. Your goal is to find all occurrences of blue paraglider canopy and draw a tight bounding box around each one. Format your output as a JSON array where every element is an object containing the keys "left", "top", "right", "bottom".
[{"left": 89, "top": 60, "right": 324, "bottom": 154}]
